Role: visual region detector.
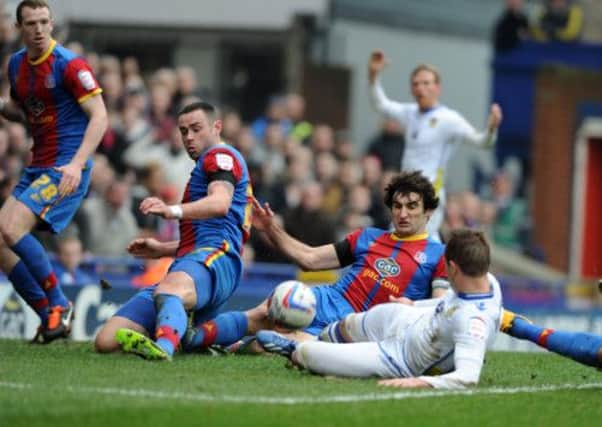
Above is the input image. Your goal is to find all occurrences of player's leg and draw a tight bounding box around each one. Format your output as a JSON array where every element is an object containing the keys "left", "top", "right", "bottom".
[
  {"left": 95, "top": 286, "right": 157, "bottom": 353},
  {"left": 501, "top": 309, "right": 602, "bottom": 368},
  {"left": 0, "top": 200, "right": 50, "bottom": 330},
  {"left": 293, "top": 340, "right": 400, "bottom": 378},
  {"left": 1, "top": 169, "right": 90, "bottom": 340},
  {"left": 320, "top": 303, "right": 412, "bottom": 343},
  {"left": 182, "top": 303, "right": 262, "bottom": 352}
]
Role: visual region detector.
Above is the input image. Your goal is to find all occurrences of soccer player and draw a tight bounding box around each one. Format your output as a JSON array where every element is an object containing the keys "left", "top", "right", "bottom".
[
  {"left": 368, "top": 49, "right": 503, "bottom": 239},
  {"left": 0, "top": 1, "right": 107, "bottom": 343},
  {"left": 94, "top": 101, "right": 253, "bottom": 361},
  {"left": 258, "top": 229, "right": 503, "bottom": 390},
  {"left": 182, "top": 171, "right": 450, "bottom": 351}
]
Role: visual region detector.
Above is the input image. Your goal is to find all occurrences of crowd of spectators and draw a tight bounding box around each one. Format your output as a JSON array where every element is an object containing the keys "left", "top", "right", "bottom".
[
  {"left": 0, "top": 5, "right": 539, "bottom": 285},
  {"left": 494, "top": 0, "right": 584, "bottom": 52}
]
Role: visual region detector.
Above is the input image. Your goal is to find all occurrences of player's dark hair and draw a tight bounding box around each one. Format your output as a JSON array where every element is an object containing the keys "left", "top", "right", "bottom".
[
  {"left": 16, "top": 0, "right": 50, "bottom": 24},
  {"left": 383, "top": 171, "right": 439, "bottom": 211},
  {"left": 177, "top": 101, "right": 218, "bottom": 122},
  {"left": 445, "top": 229, "right": 490, "bottom": 277}
]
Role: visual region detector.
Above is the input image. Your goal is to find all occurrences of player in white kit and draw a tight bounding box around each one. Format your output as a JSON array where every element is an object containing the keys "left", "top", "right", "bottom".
[
  {"left": 368, "top": 50, "right": 503, "bottom": 239},
  {"left": 257, "top": 229, "right": 502, "bottom": 389}
]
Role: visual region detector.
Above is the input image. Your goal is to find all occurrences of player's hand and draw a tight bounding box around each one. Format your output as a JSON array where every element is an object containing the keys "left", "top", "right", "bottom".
[
  {"left": 251, "top": 197, "right": 275, "bottom": 231},
  {"left": 368, "top": 49, "right": 387, "bottom": 83},
  {"left": 127, "top": 237, "right": 164, "bottom": 258},
  {"left": 139, "top": 197, "right": 171, "bottom": 218},
  {"left": 388, "top": 295, "right": 414, "bottom": 305},
  {"left": 488, "top": 103, "right": 503, "bottom": 131},
  {"left": 54, "top": 162, "right": 82, "bottom": 197},
  {"left": 378, "top": 377, "right": 432, "bottom": 389}
]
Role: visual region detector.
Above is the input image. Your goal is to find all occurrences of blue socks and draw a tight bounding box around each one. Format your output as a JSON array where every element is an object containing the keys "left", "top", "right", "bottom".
[
  {"left": 511, "top": 317, "right": 602, "bottom": 368},
  {"left": 183, "top": 311, "right": 248, "bottom": 351},
  {"left": 154, "top": 293, "right": 187, "bottom": 356},
  {"left": 8, "top": 260, "right": 49, "bottom": 326},
  {"left": 10, "top": 234, "right": 68, "bottom": 308}
]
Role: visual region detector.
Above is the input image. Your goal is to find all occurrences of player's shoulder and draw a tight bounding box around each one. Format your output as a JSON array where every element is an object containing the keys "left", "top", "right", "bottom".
[
  {"left": 52, "top": 43, "right": 80, "bottom": 61},
  {"left": 8, "top": 48, "right": 26, "bottom": 68},
  {"left": 360, "top": 227, "right": 390, "bottom": 239},
  {"left": 436, "top": 104, "right": 466, "bottom": 121}
]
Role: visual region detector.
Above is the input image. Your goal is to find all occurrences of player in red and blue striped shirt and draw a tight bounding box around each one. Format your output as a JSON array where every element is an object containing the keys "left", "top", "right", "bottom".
[
  {"left": 94, "top": 101, "right": 253, "bottom": 360},
  {"left": 183, "top": 170, "right": 449, "bottom": 350},
  {"left": 0, "top": 1, "right": 107, "bottom": 343}
]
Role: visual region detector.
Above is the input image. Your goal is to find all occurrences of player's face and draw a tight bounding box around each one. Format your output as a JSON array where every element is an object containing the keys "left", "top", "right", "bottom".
[
  {"left": 17, "top": 7, "right": 53, "bottom": 56},
  {"left": 411, "top": 70, "right": 440, "bottom": 110},
  {"left": 178, "top": 109, "right": 222, "bottom": 160},
  {"left": 390, "top": 192, "right": 431, "bottom": 237}
]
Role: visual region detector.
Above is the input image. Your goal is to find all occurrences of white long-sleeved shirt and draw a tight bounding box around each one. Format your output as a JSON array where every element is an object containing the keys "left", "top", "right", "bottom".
[{"left": 381, "top": 273, "right": 503, "bottom": 389}]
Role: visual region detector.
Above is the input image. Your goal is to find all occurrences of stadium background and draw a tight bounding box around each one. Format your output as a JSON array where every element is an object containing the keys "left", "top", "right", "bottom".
[{"left": 0, "top": 0, "right": 601, "bottom": 350}]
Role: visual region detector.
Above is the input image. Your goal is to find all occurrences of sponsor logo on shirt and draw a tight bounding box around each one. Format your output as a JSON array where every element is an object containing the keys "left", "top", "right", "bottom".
[
  {"left": 216, "top": 153, "right": 234, "bottom": 171},
  {"left": 77, "top": 70, "right": 96, "bottom": 91},
  {"left": 374, "top": 258, "right": 400, "bottom": 277},
  {"left": 468, "top": 316, "right": 487, "bottom": 341}
]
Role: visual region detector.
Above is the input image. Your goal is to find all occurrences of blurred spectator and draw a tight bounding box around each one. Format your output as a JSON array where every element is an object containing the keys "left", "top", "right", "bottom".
[
  {"left": 81, "top": 178, "right": 139, "bottom": 256},
  {"left": 361, "top": 155, "right": 389, "bottom": 229},
  {"left": 490, "top": 171, "right": 528, "bottom": 250},
  {"left": 172, "top": 65, "right": 209, "bottom": 111},
  {"left": 334, "top": 129, "right": 355, "bottom": 161},
  {"left": 52, "top": 236, "right": 96, "bottom": 286},
  {"left": 310, "top": 124, "right": 335, "bottom": 154},
  {"left": 251, "top": 95, "right": 291, "bottom": 141},
  {"left": 532, "top": 0, "right": 584, "bottom": 42},
  {"left": 366, "top": 118, "right": 404, "bottom": 171},
  {"left": 221, "top": 109, "right": 243, "bottom": 143},
  {"left": 338, "top": 184, "right": 374, "bottom": 239},
  {"left": 493, "top": 0, "right": 531, "bottom": 52},
  {"left": 314, "top": 151, "right": 343, "bottom": 216},
  {"left": 148, "top": 82, "right": 176, "bottom": 143},
  {"left": 283, "top": 181, "right": 336, "bottom": 247},
  {"left": 286, "top": 93, "right": 313, "bottom": 143}
]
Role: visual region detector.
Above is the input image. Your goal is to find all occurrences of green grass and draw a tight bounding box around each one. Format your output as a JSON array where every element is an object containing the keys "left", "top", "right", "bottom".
[{"left": 1, "top": 339, "right": 601, "bottom": 427}]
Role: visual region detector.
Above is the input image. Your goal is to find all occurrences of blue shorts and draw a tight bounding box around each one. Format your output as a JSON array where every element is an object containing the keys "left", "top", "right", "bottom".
[
  {"left": 115, "top": 250, "right": 242, "bottom": 333},
  {"left": 303, "top": 285, "right": 355, "bottom": 336},
  {"left": 12, "top": 166, "right": 91, "bottom": 233}
]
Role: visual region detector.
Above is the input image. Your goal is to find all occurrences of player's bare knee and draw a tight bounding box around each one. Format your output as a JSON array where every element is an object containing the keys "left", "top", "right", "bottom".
[{"left": 94, "top": 328, "right": 119, "bottom": 353}]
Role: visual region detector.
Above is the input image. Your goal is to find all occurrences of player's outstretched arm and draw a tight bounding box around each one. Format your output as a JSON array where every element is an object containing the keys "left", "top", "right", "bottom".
[
  {"left": 140, "top": 180, "right": 234, "bottom": 221},
  {"left": 56, "top": 94, "right": 108, "bottom": 196},
  {"left": 378, "top": 377, "right": 432, "bottom": 389},
  {"left": 251, "top": 198, "right": 341, "bottom": 271},
  {"left": 127, "top": 237, "right": 178, "bottom": 258},
  {"left": 458, "top": 103, "right": 503, "bottom": 149}
]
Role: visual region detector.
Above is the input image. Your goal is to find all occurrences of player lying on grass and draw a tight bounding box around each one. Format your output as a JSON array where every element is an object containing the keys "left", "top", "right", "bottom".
[
  {"left": 94, "top": 101, "right": 253, "bottom": 360},
  {"left": 181, "top": 171, "right": 451, "bottom": 351},
  {"left": 257, "top": 229, "right": 502, "bottom": 389}
]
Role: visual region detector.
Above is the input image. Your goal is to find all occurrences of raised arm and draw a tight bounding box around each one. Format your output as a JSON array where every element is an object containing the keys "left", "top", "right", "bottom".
[
  {"left": 367, "top": 49, "right": 407, "bottom": 121},
  {"left": 456, "top": 103, "right": 502, "bottom": 148},
  {"left": 252, "top": 199, "right": 341, "bottom": 271}
]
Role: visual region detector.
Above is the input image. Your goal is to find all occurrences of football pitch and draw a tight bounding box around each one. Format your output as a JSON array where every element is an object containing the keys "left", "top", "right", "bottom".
[{"left": 1, "top": 339, "right": 601, "bottom": 427}]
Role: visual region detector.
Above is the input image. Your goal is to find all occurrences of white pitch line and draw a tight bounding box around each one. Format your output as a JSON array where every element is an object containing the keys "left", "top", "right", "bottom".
[{"left": 1, "top": 381, "right": 601, "bottom": 405}]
